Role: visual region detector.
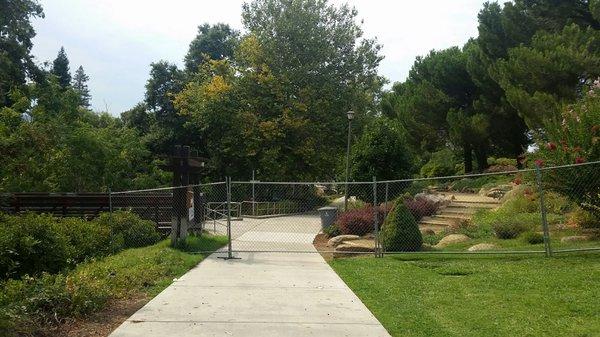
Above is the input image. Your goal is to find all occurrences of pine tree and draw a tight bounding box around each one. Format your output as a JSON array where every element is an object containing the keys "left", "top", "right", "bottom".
[
  {"left": 52, "top": 47, "right": 71, "bottom": 88},
  {"left": 73, "top": 65, "right": 91, "bottom": 108}
]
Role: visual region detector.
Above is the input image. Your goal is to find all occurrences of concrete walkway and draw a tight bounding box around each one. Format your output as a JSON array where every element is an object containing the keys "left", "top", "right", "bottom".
[{"left": 110, "top": 215, "right": 390, "bottom": 337}]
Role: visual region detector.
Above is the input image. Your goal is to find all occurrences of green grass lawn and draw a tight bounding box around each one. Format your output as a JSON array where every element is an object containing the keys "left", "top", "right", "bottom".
[
  {"left": 330, "top": 253, "right": 600, "bottom": 337},
  {"left": 0, "top": 234, "right": 227, "bottom": 336}
]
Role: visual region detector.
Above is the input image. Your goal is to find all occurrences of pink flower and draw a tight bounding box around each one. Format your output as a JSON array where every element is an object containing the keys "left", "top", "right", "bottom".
[
  {"left": 546, "top": 142, "right": 557, "bottom": 151},
  {"left": 575, "top": 157, "right": 586, "bottom": 164},
  {"left": 534, "top": 159, "right": 544, "bottom": 167}
]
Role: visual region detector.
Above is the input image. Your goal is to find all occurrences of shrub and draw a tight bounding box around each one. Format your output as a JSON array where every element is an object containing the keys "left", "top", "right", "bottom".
[
  {"left": 493, "top": 221, "right": 531, "bottom": 239},
  {"left": 56, "top": 218, "right": 117, "bottom": 264},
  {"left": 485, "top": 164, "right": 517, "bottom": 173},
  {"left": 95, "top": 211, "right": 160, "bottom": 248},
  {"left": 335, "top": 205, "right": 382, "bottom": 236},
  {"left": 0, "top": 211, "right": 160, "bottom": 280},
  {"left": 533, "top": 87, "right": 600, "bottom": 216},
  {"left": 420, "top": 149, "right": 458, "bottom": 178},
  {"left": 403, "top": 196, "right": 439, "bottom": 221},
  {"left": 487, "top": 157, "right": 517, "bottom": 167},
  {"left": 568, "top": 208, "right": 600, "bottom": 229},
  {"left": 323, "top": 223, "right": 341, "bottom": 238},
  {"left": 521, "top": 231, "right": 544, "bottom": 244},
  {"left": 0, "top": 213, "right": 70, "bottom": 279},
  {"left": 380, "top": 200, "right": 422, "bottom": 251}
]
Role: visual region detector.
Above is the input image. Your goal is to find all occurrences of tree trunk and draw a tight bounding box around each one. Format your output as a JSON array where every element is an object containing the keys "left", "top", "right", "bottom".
[
  {"left": 464, "top": 143, "right": 473, "bottom": 173},
  {"left": 475, "top": 146, "right": 488, "bottom": 172}
]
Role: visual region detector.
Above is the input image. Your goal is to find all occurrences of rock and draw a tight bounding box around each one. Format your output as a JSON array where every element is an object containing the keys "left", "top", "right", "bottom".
[
  {"left": 480, "top": 184, "right": 513, "bottom": 199},
  {"left": 560, "top": 235, "right": 590, "bottom": 243},
  {"left": 420, "top": 228, "right": 436, "bottom": 236},
  {"left": 467, "top": 243, "right": 498, "bottom": 251},
  {"left": 362, "top": 233, "right": 376, "bottom": 240},
  {"left": 414, "top": 193, "right": 453, "bottom": 208},
  {"left": 333, "top": 240, "right": 375, "bottom": 258},
  {"left": 421, "top": 243, "right": 437, "bottom": 251},
  {"left": 435, "top": 234, "right": 470, "bottom": 248},
  {"left": 327, "top": 235, "right": 360, "bottom": 247}
]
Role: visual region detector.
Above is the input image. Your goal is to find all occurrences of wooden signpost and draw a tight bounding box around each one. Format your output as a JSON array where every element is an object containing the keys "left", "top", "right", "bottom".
[{"left": 161, "top": 145, "right": 207, "bottom": 246}]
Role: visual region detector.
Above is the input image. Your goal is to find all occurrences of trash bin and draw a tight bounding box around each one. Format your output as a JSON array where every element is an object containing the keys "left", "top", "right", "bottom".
[{"left": 318, "top": 206, "right": 338, "bottom": 230}]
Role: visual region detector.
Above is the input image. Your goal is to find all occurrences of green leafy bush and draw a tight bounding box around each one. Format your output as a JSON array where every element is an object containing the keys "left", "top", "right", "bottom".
[
  {"left": 521, "top": 231, "right": 544, "bottom": 244},
  {"left": 380, "top": 200, "right": 422, "bottom": 251},
  {"left": 0, "top": 211, "right": 160, "bottom": 280},
  {"left": 420, "top": 149, "right": 458, "bottom": 178},
  {"left": 323, "top": 223, "right": 341, "bottom": 238},
  {"left": 487, "top": 157, "right": 517, "bottom": 167},
  {"left": 95, "top": 211, "right": 160, "bottom": 248},
  {"left": 56, "top": 218, "right": 118, "bottom": 264},
  {"left": 0, "top": 213, "right": 70, "bottom": 279},
  {"left": 493, "top": 221, "right": 531, "bottom": 240}
]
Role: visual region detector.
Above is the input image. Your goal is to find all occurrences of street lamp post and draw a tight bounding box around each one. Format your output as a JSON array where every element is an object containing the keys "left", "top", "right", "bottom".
[{"left": 344, "top": 110, "right": 355, "bottom": 211}]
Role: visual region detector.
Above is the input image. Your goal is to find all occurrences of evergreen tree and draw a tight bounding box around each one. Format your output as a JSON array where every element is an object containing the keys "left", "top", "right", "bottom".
[
  {"left": 51, "top": 47, "right": 71, "bottom": 88},
  {"left": 72, "top": 65, "right": 91, "bottom": 108},
  {"left": 0, "top": 0, "right": 44, "bottom": 107}
]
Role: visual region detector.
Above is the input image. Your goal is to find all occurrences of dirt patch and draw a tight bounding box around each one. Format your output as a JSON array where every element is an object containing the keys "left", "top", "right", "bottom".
[
  {"left": 48, "top": 294, "right": 149, "bottom": 337},
  {"left": 313, "top": 233, "right": 334, "bottom": 261}
]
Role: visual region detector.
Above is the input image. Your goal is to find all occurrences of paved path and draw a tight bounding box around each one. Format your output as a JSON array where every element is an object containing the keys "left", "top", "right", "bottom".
[{"left": 110, "top": 215, "right": 390, "bottom": 337}]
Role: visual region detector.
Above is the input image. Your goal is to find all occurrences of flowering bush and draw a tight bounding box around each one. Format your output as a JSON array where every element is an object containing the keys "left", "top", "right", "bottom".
[{"left": 534, "top": 81, "right": 600, "bottom": 216}]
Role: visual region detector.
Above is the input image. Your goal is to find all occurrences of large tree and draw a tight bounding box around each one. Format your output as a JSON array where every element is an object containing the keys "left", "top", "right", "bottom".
[
  {"left": 0, "top": 0, "right": 44, "bottom": 107},
  {"left": 72, "top": 65, "right": 91, "bottom": 108},
  {"left": 241, "top": 0, "right": 384, "bottom": 140},
  {"left": 385, "top": 46, "right": 488, "bottom": 172},
  {"left": 493, "top": 24, "right": 600, "bottom": 130},
  {"left": 51, "top": 47, "right": 71, "bottom": 88},
  {"left": 175, "top": 0, "right": 384, "bottom": 180},
  {"left": 184, "top": 23, "right": 239, "bottom": 73}
]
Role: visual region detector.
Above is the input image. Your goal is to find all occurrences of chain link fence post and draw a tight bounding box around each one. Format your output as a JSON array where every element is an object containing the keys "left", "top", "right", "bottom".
[
  {"left": 373, "top": 177, "right": 381, "bottom": 258},
  {"left": 226, "top": 177, "right": 234, "bottom": 259},
  {"left": 535, "top": 164, "right": 553, "bottom": 257},
  {"left": 108, "top": 187, "right": 113, "bottom": 227}
]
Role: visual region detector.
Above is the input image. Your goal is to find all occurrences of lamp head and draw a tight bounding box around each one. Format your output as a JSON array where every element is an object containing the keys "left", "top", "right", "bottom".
[{"left": 346, "top": 110, "right": 355, "bottom": 121}]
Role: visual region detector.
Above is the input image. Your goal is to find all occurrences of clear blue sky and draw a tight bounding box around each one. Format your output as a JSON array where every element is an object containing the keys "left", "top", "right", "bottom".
[{"left": 31, "top": 0, "right": 488, "bottom": 115}]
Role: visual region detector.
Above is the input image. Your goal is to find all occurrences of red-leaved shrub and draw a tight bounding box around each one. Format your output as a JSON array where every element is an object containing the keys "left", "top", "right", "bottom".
[
  {"left": 403, "top": 197, "right": 439, "bottom": 221},
  {"left": 335, "top": 205, "right": 384, "bottom": 236}
]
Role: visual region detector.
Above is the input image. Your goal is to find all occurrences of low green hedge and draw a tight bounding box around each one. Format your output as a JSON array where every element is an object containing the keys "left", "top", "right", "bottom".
[{"left": 0, "top": 211, "right": 160, "bottom": 280}]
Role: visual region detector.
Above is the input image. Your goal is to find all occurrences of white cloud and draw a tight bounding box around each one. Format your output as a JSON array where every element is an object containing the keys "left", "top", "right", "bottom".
[{"left": 32, "top": 0, "right": 486, "bottom": 114}]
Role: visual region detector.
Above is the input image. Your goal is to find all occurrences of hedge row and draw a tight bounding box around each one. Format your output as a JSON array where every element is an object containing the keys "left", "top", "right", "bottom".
[{"left": 0, "top": 211, "right": 160, "bottom": 280}]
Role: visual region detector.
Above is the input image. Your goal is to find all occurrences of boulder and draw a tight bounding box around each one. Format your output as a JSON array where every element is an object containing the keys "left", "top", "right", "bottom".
[
  {"left": 333, "top": 240, "right": 375, "bottom": 258},
  {"left": 421, "top": 243, "right": 437, "bottom": 251},
  {"left": 435, "top": 234, "right": 470, "bottom": 248},
  {"left": 467, "top": 243, "right": 498, "bottom": 252},
  {"left": 560, "top": 235, "right": 590, "bottom": 243},
  {"left": 480, "top": 184, "right": 513, "bottom": 199},
  {"left": 327, "top": 235, "right": 360, "bottom": 247},
  {"left": 420, "top": 228, "right": 436, "bottom": 236},
  {"left": 414, "top": 193, "right": 453, "bottom": 208}
]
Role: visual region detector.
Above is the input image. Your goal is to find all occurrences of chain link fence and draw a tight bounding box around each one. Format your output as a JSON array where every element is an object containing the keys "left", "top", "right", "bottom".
[
  {"left": 109, "top": 182, "right": 228, "bottom": 251},
  {"left": 106, "top": 161, "right": 599, "bottom": 257}
]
